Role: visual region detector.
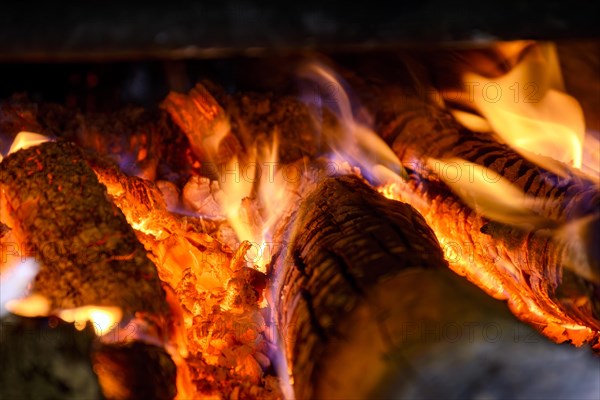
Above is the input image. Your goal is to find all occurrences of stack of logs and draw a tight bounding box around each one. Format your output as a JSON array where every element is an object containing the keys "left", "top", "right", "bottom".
[{"left": 1, "top": 54, "right": 599, "bottom": 399}]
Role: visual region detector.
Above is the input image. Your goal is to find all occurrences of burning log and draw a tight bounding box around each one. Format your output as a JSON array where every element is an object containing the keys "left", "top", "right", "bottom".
[
  {"left": 0, "top": 140, "right": 169, "bottom": 319},
  {"left": 271, "top": 173, "right": 600, "bottom": 399},
  {"left": 271, "top": 174, "right": 447, "bottom": 399},
  {"left": 0, "top": 94, "right": 199, "bottom": 187},
  {"left": 0, "top": 140, "right": 180, "bottom": 398},
  {"left": 161, "top": 82, "right": 321, "bottom": 168},
  {"left": 349, "top": 73, "right": 600, "bottom": 347}
]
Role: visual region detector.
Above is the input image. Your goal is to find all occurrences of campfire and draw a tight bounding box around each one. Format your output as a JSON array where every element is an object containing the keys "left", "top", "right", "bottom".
[{"left": 1, "top": 40, "right": 599, "bottom": 399}]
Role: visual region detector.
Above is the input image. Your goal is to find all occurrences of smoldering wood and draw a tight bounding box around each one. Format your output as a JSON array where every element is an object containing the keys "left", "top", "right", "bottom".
[
  {"left": 271, "top": 174, "right": 447, "bottom": 399},
  {"left": 0, "top": 315, "right": 103, "bottom": 400},
  {"left": 269, "top": 176, "right": 600, "bottom": 400},
  {"left": 346, "top": 69, "right": 600, "bottom": 347},
  {"left": 161, "top": 81, "right": 322, "bottom": 168},
  {"left": 0, "top": 94, "right": 198, "bottom": 187},
  {"left": 0, "top": 141, "right": 169, "bottom": 319}
]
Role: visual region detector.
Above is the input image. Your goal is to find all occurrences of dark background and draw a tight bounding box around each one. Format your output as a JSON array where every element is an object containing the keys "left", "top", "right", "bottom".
[{"left": 1, "top": 1, "right": 599, "bottom": 60}]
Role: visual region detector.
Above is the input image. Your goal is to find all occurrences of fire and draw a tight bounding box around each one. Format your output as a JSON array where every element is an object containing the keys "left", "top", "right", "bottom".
[
  {"left": 4, "top": 294, "right": 51, "bottom": 317},
  {"left": 298, "top": 63, "right": 406, "bottom": 184},
  {"left": 426, "top": 158, "right": 553, "bottom": 228},
  {"left": 0, "top": 256, "right": 122, "bottom": 336},
  {"left": 0, "top": 258, "right": 42, "bottom": 317},
  {"left": 217, "top": 134, "right": 298, "bottom": 273},
  {"left": 458, "top": 43, "right": 590, "bottom": 177},
  {"left": 2, "top": 42, "right": 598, "bottom": 399},
  {"left": 297, "top": 54, "right": 598, "bottom": 348},
  {"left": 7, "top": 131, "right": 51, "bottom": 155},
  {"left": 58, "top": 306, "right": 123, "bottom": 335}
]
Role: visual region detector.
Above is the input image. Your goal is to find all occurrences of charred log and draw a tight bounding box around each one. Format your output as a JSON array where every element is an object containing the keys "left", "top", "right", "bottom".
[
  {"left": 161, "top": 82, "right": 322, "bottom": 169},
  {"left": 0, "top": 94, "right": 198, "bottom": 187},
  {"left": 0, "top": 141, "right": 169, "bottom": 319},
  {"left": 349, "top": 72, "right": 600, "bottom": 347},
  {"left": 271, "top": 175, "right": 447, "bottom": 399},
  {"left": 0, "top": 315, "right": 179, "bottom": 400}
]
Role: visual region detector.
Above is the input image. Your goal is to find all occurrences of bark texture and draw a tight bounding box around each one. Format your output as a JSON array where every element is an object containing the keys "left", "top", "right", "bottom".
[
  {"left": 0, "top": 141, "right": 169, "bottom": 319},
  {"left": 271, "top": 175, "right": 447, "bottom": 399},
  {"left": 351, "top": 74, "right": 600, "bottom": 347}
]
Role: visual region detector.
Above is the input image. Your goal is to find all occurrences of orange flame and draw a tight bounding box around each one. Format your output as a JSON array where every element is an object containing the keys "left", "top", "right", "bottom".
[
  {"left": 460, "top": 43, "right": 588, "bottom": 176},
  {"left": 217, "top": 133, "right": 297, "bottom": 273},
  {"left": 7, "top": 131, "right": 51, "bottom": 155},
  {"left": 58, "top": 306, "right": 123, "bottom": 335}
]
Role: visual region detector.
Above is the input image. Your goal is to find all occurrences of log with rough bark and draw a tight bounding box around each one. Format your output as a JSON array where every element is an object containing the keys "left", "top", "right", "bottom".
[
  {"left": 0, "top": 140, "right": 179, "bottom": 398},
  {"left": 271, "top": 174, "right": 600, "bottom": 399},
  {"left": 347, "top": 70, "right": 600, "bottom": 348},
  {"left": 0, "top": 141, "right": 169, "bottom": 320},
  {"left": 270, "top": 174, "right": 447, "bottom": 399}
]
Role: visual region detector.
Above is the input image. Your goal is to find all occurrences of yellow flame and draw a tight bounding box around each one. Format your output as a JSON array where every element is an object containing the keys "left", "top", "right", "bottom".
[
  {"left": 427, "top": 158, "right": 554, "bottom": 228},
  {"left": 462, "top": 43, "right": 586, "bottom": 175},
  {"left": 59, "top": 306, "right": 122, "bottom": 335},
  {"left": 217, "top": 134, "right": 297, "bottom": 273},
  {"left": 5, "top": 294, "right": 51, "bottom": 317},
  {"left": 7, "top": 131, "right": 51, "bottom": 156}
]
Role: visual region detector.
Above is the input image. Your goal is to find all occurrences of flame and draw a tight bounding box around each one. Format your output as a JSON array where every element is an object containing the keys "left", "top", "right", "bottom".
[
  {"left": 427, "top": 158, "right": 554, "bottom": 228},
  {"left": 460, "top": 43, "right": 588, "bottom": 176},
  {"left": 582, "top": 133, "right": 600, "bottom": 178},
  {"left": 217, "top": 134, "right": 297, "bottom": 273},
  {"left": 0, "top": 258, "right": 41, "bottom": 317},
  {"left": 58, "top": 306, "right": 123, "bottom": 335},
  {"left": 299, "top": 63, "right": 406, "bottom": 184},
  {"left": 0, "top": 257, "right": 122, "bottom": 336},
  {"left": 6, "top": 131, "right": 51, "bottom": 156},
  {"left": 5, "top": 294, "right": 51, "bottom": 317}
]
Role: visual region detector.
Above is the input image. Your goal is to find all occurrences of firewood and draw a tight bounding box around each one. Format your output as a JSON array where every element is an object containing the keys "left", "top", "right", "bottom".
[
  {"left": 348, "top": 72, "right": 600, "bottom": 348},
  {"left": 0, "top": 141, "right": 169, "bottom": 320},
  {"left": 161, "top": 82, "right": 322, "bottom": 168},
  {"left": 0, "top": 94, "right": 199, "bottom": 187},
  {"left": 271, "top": 174, "right": 447, "bottom": 399},
  {"left": 160, "top": 83, "right": 238, "bottom": 166},
  {"left": 271, "top": 175, "right": 600, "bottom": 399},
  {"left": 311, "top": 267, "right": 600, "bottom": 400}
]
